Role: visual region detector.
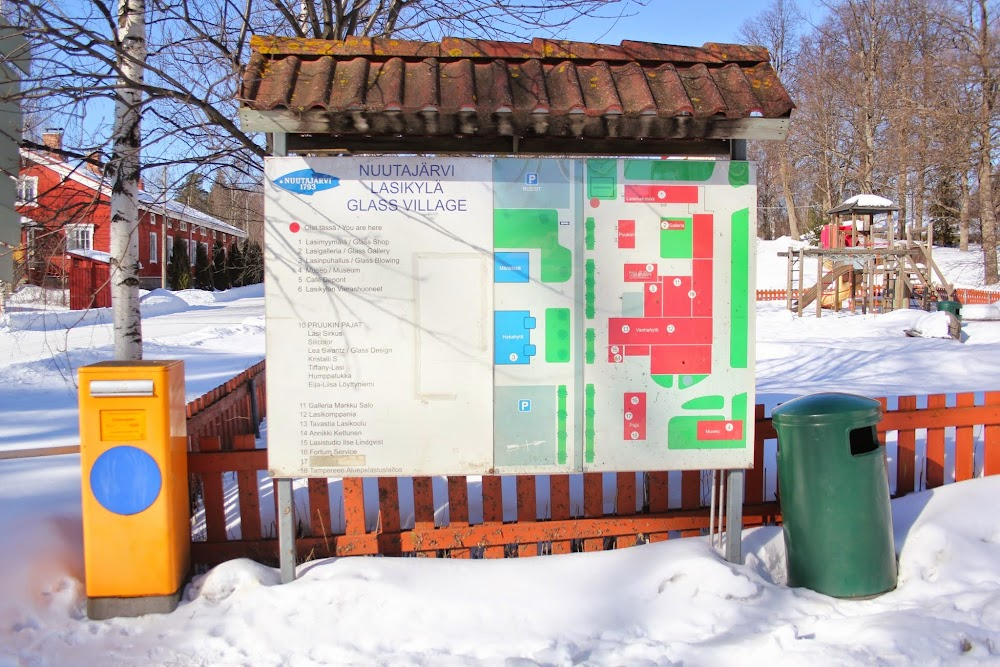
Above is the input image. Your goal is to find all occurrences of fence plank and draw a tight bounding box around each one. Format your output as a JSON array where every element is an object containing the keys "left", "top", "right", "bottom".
[
  {"left": 307, "top": 479, "right": 331, "bottom": 550},
  {"left": 985, "top": 392, "right": 1000, "bottom": 476},
  {"left": 232, "top": 434, "right": 262, "bottom": 542},
  {"left": 583, "top": 472, "right": 603, "bottom": 552},
  {"left": 343, "top": 477, "right": 366, "bottom": 536},
  {"left": 377, "top": 478, "right": 402, "bottom": 556},
  {"left": 925, "top": 394, "right": 947, "bottom": 489},
  {"left": 646, "top": 471, "right": 669, "bottom": 543},
  {"left": 197, "top": 436, "right": 227, "bottom": 542},
  {"left": 895, "top": 396, "right": 917, "bottom": 495},
  {"left": 746, "top": 404, "right": 766, "bottom": 503},
  {"left": 615, "top": 472, "right": 637, "bottom": 548},
  {"left": 680, "top": 470, "right": 701, "bottom": 537},
  {"left": 516, "top": 476, "right": 537, "bottom": 557},
  {"left": 482, "top": 476, "right": 504, "bottom": 558},
  {"left": 956, "top": 393, "right": 976, "bottom": 482},
  {"left": 549, "top": 475, "right": 572, "bottom": 554},
  {"left": 412, "top": 477, "right": 436, "bottom": 557},
  {"left": 447, "top": 476, "right": 471, "bottom": 559}
]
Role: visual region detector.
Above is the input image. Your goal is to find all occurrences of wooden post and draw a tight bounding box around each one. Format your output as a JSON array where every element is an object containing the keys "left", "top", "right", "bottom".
[
  {"left": 797, "top": 248, "right": 805, "bottom": 317},
  {"left": 786, "top": 250, "right": 793, "bottom": 312},
  {"left": 816, "top": 252, "right": 823, "bottom": 318}
]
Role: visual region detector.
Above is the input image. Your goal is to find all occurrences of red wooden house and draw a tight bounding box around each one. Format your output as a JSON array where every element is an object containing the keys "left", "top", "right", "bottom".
[{"left": 16, "top": 130, "right": 247, "bottom": 291}]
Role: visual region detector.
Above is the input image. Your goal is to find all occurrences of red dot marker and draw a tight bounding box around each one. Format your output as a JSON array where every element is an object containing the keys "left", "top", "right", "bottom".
[
  {"left": 289, "top": 222, "right": 301, "bottom": 233},
  {"left": 590, "top": 198, "right": 600, "bottom": 208}
]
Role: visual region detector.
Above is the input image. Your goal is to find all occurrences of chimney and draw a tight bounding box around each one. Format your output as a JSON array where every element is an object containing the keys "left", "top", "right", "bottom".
[
  {"left": 84, "top": 152, "right": 104, "bottom": 177},
  {"left": 42, "top": 128, "right": 64, "bottom": 154}
]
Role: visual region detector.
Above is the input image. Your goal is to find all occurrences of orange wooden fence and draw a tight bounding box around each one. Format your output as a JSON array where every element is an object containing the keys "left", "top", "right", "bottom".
[
  {"left": 187, "top": 360, "right": 266, "bottom": 452},
  {"left": 756, "top": 287, "right": 999, "bottom": 304},
  {"left": 184, "top": 370, "right": 1000, "bottom": 567},
  {"left": 954, "top": 288, "right": 1000, "bottom": 305}
]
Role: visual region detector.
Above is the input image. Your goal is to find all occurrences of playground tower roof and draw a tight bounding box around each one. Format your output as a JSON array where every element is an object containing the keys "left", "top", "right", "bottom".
[
  {"left": 827, "top": 194, "right": 899, "bottom": 216},
  {"left": 239, "top": 36, "right": 794, "bottom": 156}
]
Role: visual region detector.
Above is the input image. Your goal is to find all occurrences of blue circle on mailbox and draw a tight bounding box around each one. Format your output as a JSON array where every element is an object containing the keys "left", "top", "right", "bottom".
[{"left": 90, "top": 446, "right": 162, "bottom": 515}]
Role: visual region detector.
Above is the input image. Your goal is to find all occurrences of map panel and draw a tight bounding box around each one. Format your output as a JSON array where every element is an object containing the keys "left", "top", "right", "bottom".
[
  {"left": 265, "top": 156, "right": 755, "bottom": 477},
  {"left": 491, "top": 158, "right": 581, "bottom": 473}
]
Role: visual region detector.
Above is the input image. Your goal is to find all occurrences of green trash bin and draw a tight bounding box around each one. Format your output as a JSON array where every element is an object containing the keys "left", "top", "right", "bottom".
[
  {"left": 772, "top": 393, "right": 897, "bottom": 598},
  {"left": 936, "top": 300, "right": 962, "bottom": 320}
]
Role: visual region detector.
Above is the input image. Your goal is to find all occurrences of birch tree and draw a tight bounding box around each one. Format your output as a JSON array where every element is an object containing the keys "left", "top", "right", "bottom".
[{"left": 109, "top": 0, "right": 146, "bottom": 360}]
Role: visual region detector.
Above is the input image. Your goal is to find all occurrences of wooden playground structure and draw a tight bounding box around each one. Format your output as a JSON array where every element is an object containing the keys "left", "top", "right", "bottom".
[{"left": 784, "top": 195, "right": 955, "bottom": 317}]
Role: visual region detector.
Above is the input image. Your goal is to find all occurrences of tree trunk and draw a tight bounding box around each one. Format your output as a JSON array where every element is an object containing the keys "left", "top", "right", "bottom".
[
  {"left": 980, "top": 147, "right": 997, "bottom": 284},
  {"left": 109, "top": 0, "right": 145, "bottom": 360},
  {"left": 975, "top": 0, "right": 997, "bottom": 284},
  {"left": 779, "top": 144, "right": 800, "bottom": 240},
  {"left": 959, "top": 173, "right": 970, "bottom": 252}
]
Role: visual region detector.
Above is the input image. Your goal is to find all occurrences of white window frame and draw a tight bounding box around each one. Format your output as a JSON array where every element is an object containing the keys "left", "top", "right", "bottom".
[
  {"left": 150, "top": 231, "right": 158, "bottom": 264},
  {"left": 189, "top": 239, "right": 196, "bottom": 260},
  {"left": 17, "top": 176, "right": 38, "bottom": 206},
  {"left": 180, "top": 219, "right": 187, "bottom": 231},
  {"left": 167, "top": 236, "right": 174, "bottom": 261},
  {"left": 65, "top": 223, "right": 94, "bottom": 252}
]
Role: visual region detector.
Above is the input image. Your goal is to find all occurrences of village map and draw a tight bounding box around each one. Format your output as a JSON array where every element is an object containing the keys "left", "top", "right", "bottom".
[{"left": 264, "top": 156, "right": 755, "bottom": 477}]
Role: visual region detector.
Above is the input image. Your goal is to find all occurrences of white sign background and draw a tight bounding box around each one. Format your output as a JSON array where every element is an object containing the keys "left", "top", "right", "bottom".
[{"left": 265, "top": 157, "right": 495, "bottom": 477}]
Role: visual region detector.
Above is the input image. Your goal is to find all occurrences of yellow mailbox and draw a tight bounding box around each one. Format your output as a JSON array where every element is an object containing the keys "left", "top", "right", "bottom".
[{"left": 78, "top": 360, "right": 188, "bottom": 620}]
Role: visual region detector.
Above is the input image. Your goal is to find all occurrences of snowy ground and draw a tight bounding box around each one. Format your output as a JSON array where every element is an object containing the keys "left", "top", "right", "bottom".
[{"left": 3, "top": 243, "right": 1000, "bottom": 665}]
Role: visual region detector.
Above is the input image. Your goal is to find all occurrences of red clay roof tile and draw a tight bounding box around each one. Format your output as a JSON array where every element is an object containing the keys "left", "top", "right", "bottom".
[{"left": 240, "top": 35, "right": 793, "bottom": 144}]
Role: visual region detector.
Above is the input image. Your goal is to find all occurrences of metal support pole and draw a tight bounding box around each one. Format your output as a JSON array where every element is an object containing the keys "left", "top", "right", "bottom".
[
  {"left": 277, "top": 478, "right": 296, "bottom": 583},
  {"left": 730, "top": 138, "right": 748, "bottom": 161},
  {"left": 724, "top": 469, "right": 744, "bottom": 564},
  {"left": 708, "top": 470, "right": 718, "bottom": 548}
]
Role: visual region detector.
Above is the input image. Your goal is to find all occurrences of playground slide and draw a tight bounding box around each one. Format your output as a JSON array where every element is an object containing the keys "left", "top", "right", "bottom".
[
  {"left": 821, "top": 274, "right": 853, "bottom": 308},
  {"left": 797, "top": 264, "right": 854, "bottom": 311}
]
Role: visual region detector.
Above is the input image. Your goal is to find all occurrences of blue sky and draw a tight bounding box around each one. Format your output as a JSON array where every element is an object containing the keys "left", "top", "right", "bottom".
[{"left": 561, "top": 0, "right": 813, "bottom": 47}]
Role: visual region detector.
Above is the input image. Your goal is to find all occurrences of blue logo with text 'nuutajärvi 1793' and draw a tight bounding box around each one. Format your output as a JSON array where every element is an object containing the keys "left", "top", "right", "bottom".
[{"left": 273, "top": 169, "right": 340, "bottom": 195}]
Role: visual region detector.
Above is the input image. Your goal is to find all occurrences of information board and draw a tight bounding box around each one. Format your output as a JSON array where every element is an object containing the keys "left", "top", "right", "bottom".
[{"left": 265, "top": 157, "right": 756, "bottom": 477}]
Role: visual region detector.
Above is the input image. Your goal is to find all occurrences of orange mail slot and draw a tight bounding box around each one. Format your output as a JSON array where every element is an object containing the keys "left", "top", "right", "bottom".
[{"left": 78, "top": 360, "right": 188, "bottom": 620}]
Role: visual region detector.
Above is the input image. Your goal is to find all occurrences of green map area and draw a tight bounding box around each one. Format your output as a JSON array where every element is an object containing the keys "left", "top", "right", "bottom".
[{"left": 494, "top": 209, "right": 572, "bottom": 283}]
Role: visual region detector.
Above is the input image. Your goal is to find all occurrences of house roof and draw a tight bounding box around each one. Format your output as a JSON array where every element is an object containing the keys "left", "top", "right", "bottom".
[
  {"left": 828, "top": 194, "right": 899, "bottom": 215},
  {"left": 20, "top": 149, "right": 248, "bottom": 238},
  {"left": 239, "top": 36, "right": 794, "bottom": 156}
]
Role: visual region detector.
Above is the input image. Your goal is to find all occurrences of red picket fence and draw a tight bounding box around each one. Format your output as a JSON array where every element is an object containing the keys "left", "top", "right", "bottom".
[{"left": 184, "top": 367, "right": 1000, "bottom": 567}]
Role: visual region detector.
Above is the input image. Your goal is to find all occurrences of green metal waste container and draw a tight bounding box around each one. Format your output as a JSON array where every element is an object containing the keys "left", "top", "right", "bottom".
[
  {"left": 936, "top": 300, "right": 962, "bottom": 320},
  {"left": 772, "top": 393, "right": 896, "bottom": 598}
]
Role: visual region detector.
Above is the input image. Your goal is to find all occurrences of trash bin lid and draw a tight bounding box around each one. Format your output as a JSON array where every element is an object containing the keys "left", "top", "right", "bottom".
[{"left": 771, "top": 392, "right": 882, "bottom": 426}]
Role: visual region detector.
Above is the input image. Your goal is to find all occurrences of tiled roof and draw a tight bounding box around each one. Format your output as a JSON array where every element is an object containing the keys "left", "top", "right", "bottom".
[{"left": 239, "top": 36, "right": 793, "bottom": 152}]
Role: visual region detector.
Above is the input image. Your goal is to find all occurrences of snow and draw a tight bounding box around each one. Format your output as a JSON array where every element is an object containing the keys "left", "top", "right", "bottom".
[
  {"left": 841, "top": 193, "right": 895, "bottom": 208},
  {"left": 4, "top": 245, "right": 1000, "bottom": 665}
]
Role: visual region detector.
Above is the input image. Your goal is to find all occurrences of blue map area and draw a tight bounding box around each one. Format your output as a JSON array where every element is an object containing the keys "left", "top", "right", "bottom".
[
  {"left": 494, "top": 252, "right": 530, "bottom": 283},
  {"left": 495, "top": 311, "right": 537, "bottom": 365}
]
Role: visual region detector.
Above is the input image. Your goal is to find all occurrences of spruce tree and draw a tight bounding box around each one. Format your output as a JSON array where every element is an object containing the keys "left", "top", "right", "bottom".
[
  {"left": 243, "top": 239, "right": 264, "bottom": 285},
  {"left": 194, "top": 242, "right": 213, "bottom": 290},
  {"left": 167, "top": 235, "right": 191, "bottom": 290},
  {"left": 227, "top": 241, "right": 244, "bottom": 287},
  {"left": 212, "top": 240, "right": 229, "bottom": 290}
]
